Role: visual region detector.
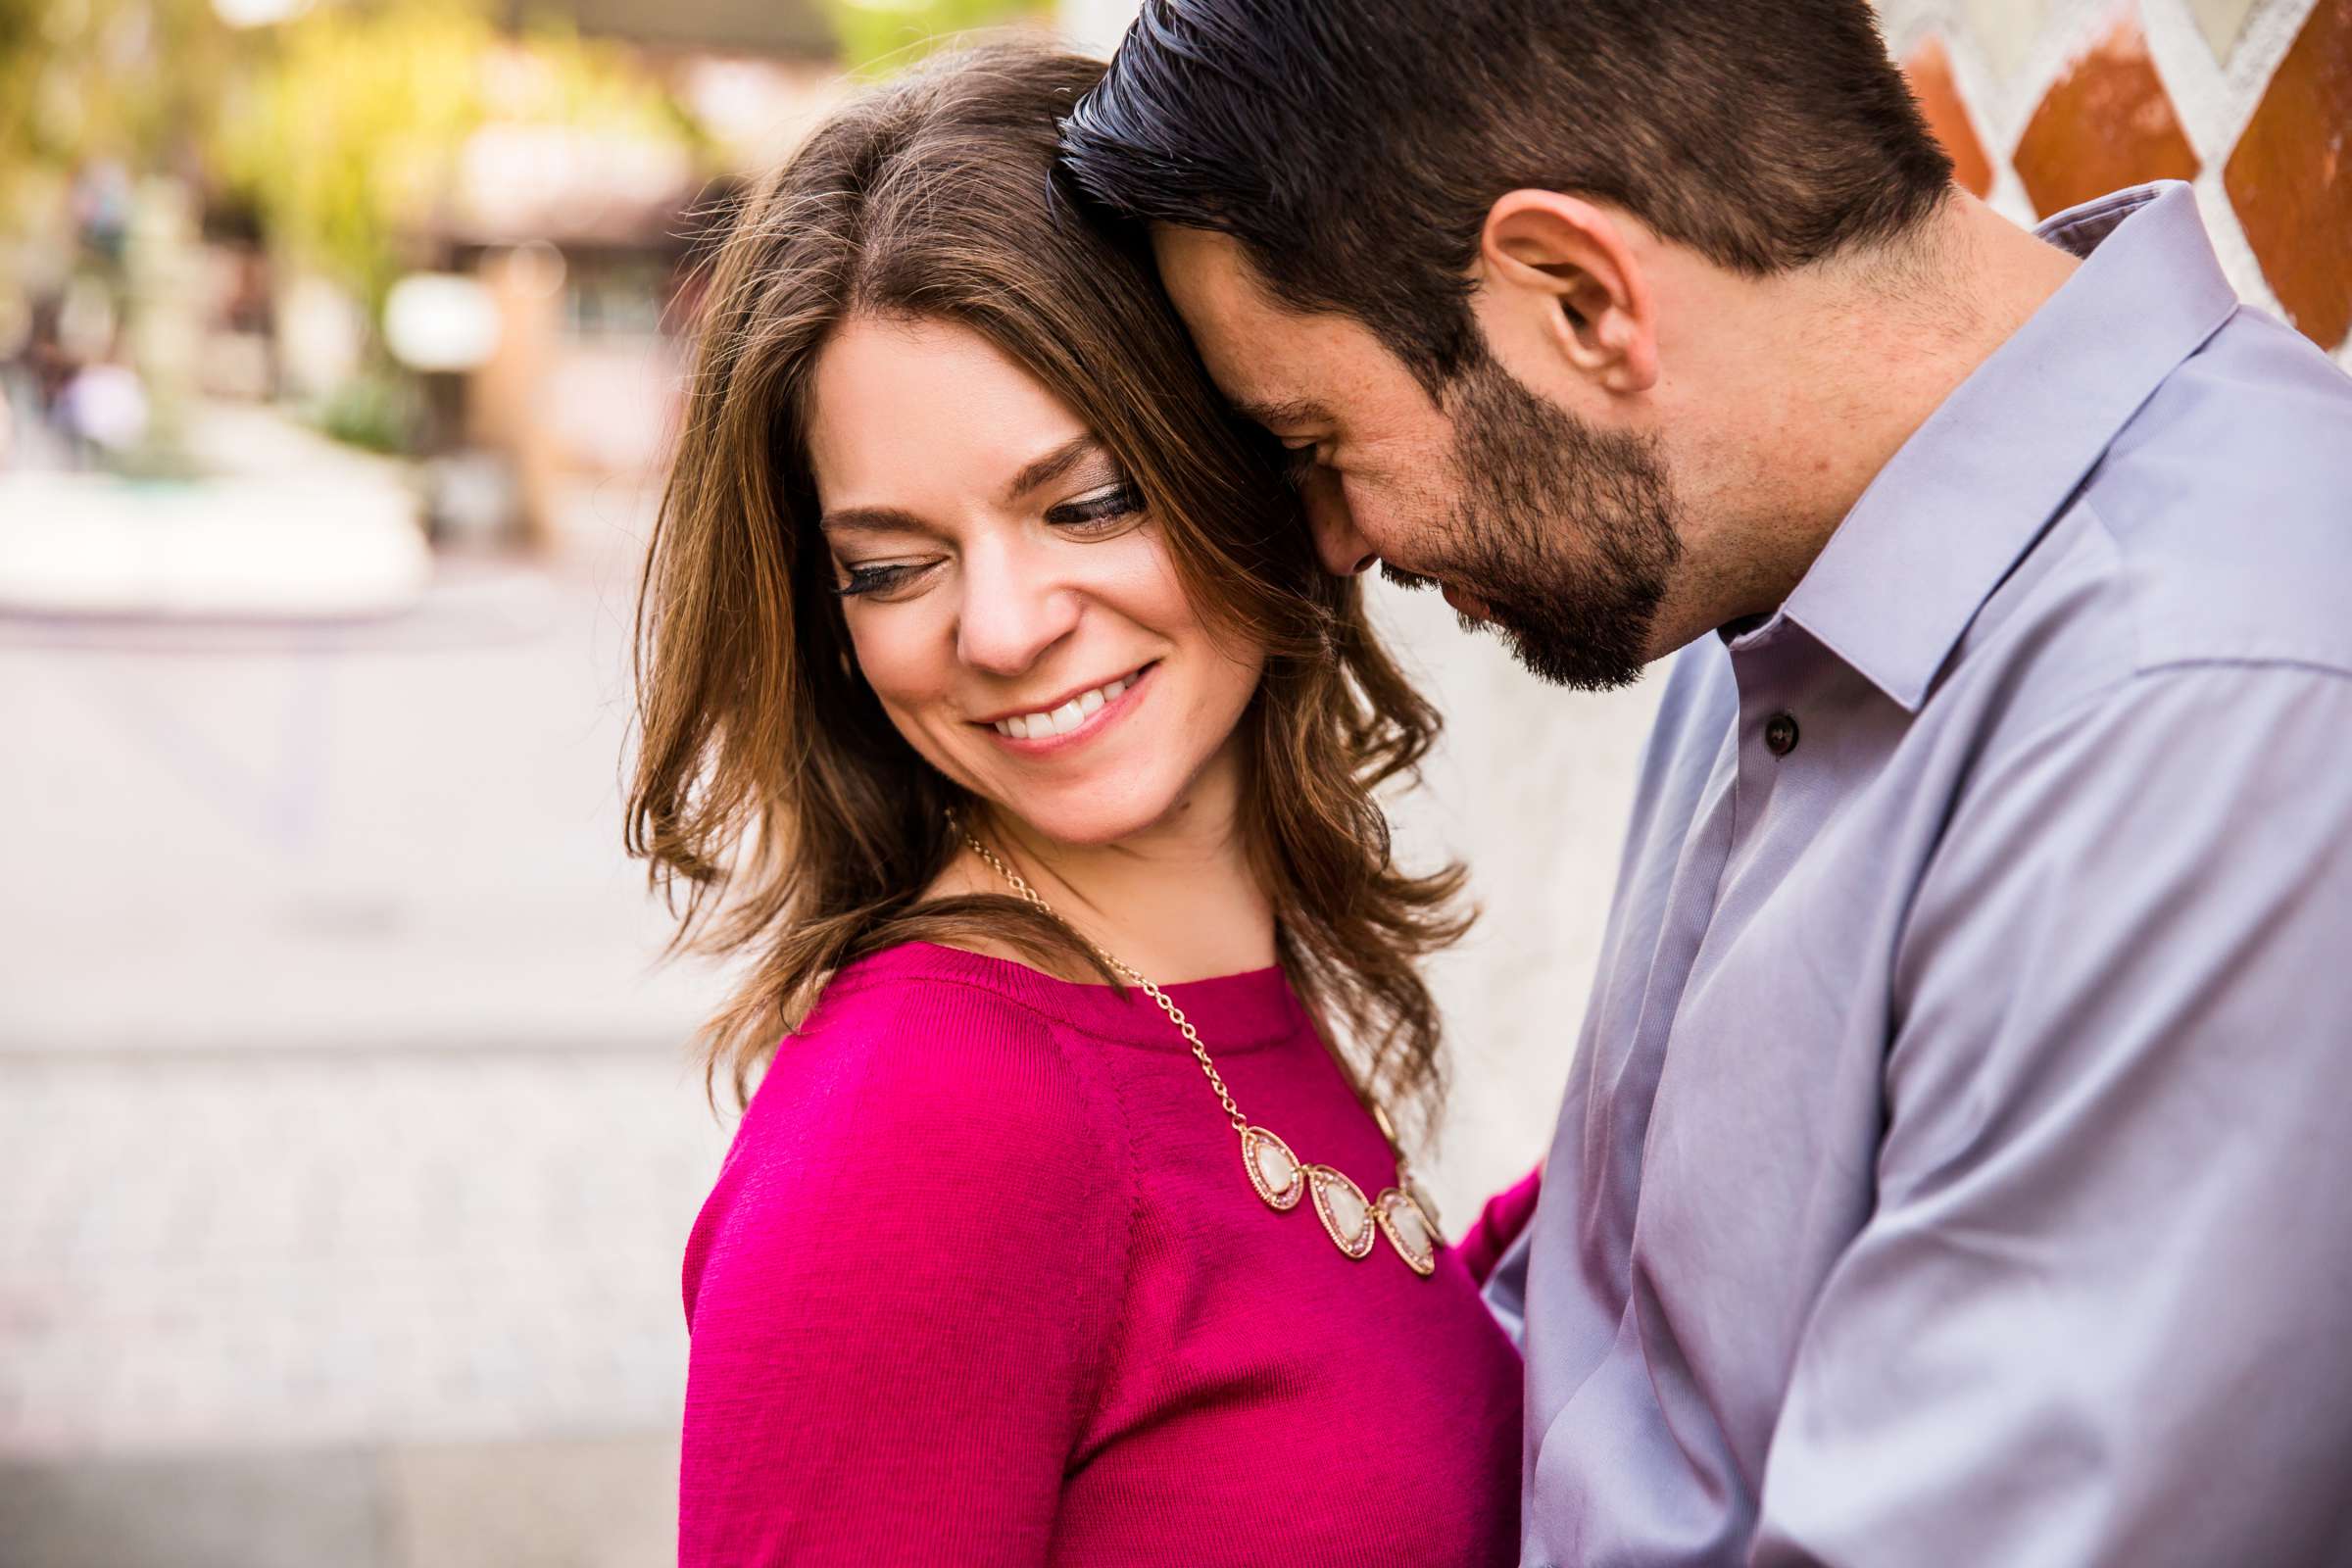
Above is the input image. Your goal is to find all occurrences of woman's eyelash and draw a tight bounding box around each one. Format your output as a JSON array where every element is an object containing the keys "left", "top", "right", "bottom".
[
  {"left": 832, "top": 562, "right": 922, "bottom": 598},
  {"left": 1045, "top": 484, "right": 1144, "bottom": 527}
]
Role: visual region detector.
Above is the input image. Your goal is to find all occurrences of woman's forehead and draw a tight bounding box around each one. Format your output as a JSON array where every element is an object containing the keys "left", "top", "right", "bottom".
[{"left": 807, "top": 317, "right": 1100, "bottom": 512}]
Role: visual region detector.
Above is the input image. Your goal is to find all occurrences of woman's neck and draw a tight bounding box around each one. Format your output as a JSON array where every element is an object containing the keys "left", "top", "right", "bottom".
[{"left": 949, "top": 746, "right": 1278, "bottom": 984}]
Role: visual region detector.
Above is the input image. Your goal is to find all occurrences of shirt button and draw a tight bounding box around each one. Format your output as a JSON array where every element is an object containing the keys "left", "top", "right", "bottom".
[{"left": 1764, "top": 712, "right": 1800, "bottom": 757}]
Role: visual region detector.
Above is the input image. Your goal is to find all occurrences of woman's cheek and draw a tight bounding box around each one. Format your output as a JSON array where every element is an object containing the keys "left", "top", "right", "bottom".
[
  {"left": 842, "top": 596, "right": 945, "bottom": 702},
  {"left": 1119, "top": 524, "right": 1191, "bottom": 609},
  {"left": 839, "top": 612, "right": 947, "bottom": 758}
]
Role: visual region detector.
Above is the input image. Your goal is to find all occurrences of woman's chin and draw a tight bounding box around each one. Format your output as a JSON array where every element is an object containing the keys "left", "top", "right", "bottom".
[
  {"left": 992, "top": 800, "right": 1172, "bottom": 851},
  {"left": 976, "top": 770, "right": 1188, "bottom": 851}
]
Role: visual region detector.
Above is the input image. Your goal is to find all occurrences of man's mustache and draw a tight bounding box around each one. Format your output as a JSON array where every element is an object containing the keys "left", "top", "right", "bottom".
[{"left": 1379, "top": 562, "right": 1442, "bottom": 594}]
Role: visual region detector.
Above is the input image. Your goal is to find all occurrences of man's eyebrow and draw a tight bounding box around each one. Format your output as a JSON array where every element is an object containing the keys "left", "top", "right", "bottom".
[
  {"left": 1233, "top": 397, "right": 1333, "bottom": 432},
  {"left": 1002, "top": 434, "right": 1105, "bottom": 505},
  {"left": 817, "top": 505, "right": 935, "bottom": 537}
]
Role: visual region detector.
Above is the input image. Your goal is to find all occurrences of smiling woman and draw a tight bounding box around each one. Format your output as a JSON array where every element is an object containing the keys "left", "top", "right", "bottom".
[
  {"left": 627, "top": 40, "right": 1528, "bottom": 1568},
  {"left": 628, "top": 41, "right": 1462, "bottom": 1161}
]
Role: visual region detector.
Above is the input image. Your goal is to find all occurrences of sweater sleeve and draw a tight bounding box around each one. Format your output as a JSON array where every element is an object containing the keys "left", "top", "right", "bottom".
[
  {"left": 1452, "top": 1162, "right": 1543, "bottom": 1288},
  {"left": 677, "top": 978, "right": 1130, "bottom": 1567}
]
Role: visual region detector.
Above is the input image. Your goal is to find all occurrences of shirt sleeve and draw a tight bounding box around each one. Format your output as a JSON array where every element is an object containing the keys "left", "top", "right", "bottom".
[
  {"left": 677, "top": 980, "right": 1130, "bottom": 1567},
  {"left": 1753, "top": 662, "right": 2352, "bottom": 1567}
]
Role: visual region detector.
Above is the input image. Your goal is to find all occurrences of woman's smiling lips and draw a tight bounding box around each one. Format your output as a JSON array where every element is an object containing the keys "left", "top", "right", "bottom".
[{"left": 976, "top": 662, "right": 1156, "bottom": 752}]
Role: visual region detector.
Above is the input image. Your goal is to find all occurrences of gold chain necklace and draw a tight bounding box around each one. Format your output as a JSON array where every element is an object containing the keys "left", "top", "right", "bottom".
[{"left": 956, "top": 816, "right": 1441, "bottom": 1277}]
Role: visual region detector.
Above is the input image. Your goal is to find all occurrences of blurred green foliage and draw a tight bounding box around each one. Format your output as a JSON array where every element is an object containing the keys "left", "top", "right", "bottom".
[
  {"left": 0, "top": 1, "right": 712, "bottom": 314},
  {"left": 822, "top": 0, "right": 1046, "bottom": 74},
  {"left": 0, "top": 0, "right": 37, "bottom": 166},
  {"left": 0, "top": 0, "right": 249, "bottom": 248},
  {"left": 216, "top": 1, "right": 488, "bottom": 312},
  {"left": 317, "top": 366, "right": 420, "bottom": 452},
  {"left": 216, "top": 1, "right": 712, "bottom": 314},
  {"left": 0, "top": 0, "right": 1045, "bottom": 298},
  {"left": 0, "top": 0, "right": 244, "bottom": 174}
]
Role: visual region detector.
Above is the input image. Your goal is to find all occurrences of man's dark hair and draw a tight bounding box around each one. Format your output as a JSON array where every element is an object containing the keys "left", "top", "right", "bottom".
[{"left": 1060, "top": 0, "right": 1954, "bottom": 390}]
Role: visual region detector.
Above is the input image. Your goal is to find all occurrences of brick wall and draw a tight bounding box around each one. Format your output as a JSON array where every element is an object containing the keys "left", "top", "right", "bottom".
[{"left": 1880, "top": 0, "right": 2351, "bottom": 364}]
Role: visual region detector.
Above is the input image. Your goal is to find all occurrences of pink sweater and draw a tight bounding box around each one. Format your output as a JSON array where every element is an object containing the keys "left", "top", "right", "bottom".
[{"left": 679, "top": 941, "right": 1528, "bottom": 1566}]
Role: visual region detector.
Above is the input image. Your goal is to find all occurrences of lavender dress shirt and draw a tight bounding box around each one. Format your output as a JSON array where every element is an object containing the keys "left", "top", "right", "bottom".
[{"left": 1489, "top": 182, "right": 2352, "bottom": 1566}]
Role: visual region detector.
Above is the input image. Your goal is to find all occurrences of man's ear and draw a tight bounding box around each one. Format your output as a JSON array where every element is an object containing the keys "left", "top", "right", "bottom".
[{"left": 1478, "top": 190, "right": 1660, "bottom": 395}]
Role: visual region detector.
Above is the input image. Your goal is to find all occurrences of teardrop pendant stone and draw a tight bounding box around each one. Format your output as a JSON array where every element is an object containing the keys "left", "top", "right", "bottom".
[
  {"left": 1376, "top": 1188, "right": 1438, "bottom": 1275},
  {"left": 1406, "top": 1180, "right": 1442, "bottom": 1235},
  {"left": 1307, "top": 1165, "right": 1376, "bottom": 1257},
  {"left": 1241, "top": 1126, "right": 1303, "bottom": 1210}
]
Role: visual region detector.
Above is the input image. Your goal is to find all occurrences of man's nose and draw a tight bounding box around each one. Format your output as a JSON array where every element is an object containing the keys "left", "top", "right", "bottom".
[
  {"left": 956, "top": 541, "right": 1079, "bottom": 675},
  {"left": 1299, "top": 466, "right": 1378, "bottom": 576}
]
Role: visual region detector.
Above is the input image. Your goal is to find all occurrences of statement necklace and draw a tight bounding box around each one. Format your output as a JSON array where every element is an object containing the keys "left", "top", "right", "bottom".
[{"left": 958, "top": 817, "right": 1441, "bottom": 1277}]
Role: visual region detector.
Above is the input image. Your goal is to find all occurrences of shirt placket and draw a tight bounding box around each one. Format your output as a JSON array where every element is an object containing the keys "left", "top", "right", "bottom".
[{"left": 1724, "top": 625, "right": 1814, "bottom": 858}]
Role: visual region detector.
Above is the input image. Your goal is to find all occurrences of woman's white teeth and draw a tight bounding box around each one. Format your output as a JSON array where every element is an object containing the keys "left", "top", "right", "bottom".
[{"left": 993, "top": 671, "right": 1140, "bottom": 739}]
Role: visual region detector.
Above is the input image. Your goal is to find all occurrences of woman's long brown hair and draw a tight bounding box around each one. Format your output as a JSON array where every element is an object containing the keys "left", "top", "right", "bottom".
[{"left": 628, "top": 41, "right": 1470, "bottom": 1146}]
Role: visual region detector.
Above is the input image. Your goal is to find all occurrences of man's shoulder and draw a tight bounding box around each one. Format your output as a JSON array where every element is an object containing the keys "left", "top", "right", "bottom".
[{"left": 2082, "top": 306, "right": 2352, "bottom": 680}]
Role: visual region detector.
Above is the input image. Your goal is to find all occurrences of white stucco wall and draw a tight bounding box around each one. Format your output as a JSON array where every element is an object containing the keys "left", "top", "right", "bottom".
[
  {"left": 1369, "top": 588, "right": 1664, "bottom": 1229},
  {"left": 1873, "top": 0, "right": 2352, "bottom": 374}
]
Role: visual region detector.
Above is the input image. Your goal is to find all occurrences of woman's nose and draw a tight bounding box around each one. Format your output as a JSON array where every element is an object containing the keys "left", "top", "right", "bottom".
[
  {"left": 955, "top": 543, "right": 1080, "bottom": 675},
  {"left": 1299, "top": 466, "right": 1378, "bottom": 576}
]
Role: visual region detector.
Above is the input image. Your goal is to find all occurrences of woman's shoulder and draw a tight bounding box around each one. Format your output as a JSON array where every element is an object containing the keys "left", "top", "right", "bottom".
[
  {"left": 679, "top": 942, "right": 1142, "bottom": 1493},
  {"left": 712, "top": 943, "right": 1131, "bottom": 1213},
  {"left": 778, "top": 940, "right": 1091, "bottom": 1095},
  {"left": 686, "top": 941, "right": 1137, "bottom": 1323}
]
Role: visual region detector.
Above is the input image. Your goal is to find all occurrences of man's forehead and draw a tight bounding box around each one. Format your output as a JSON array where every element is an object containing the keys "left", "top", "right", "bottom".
[
  {"left": 1149, "top": 223, "right": 1244, "bottom": 286},
  {"left": 1148, "top": 225, "right": 1312, "bottom": 409},
  {"left": 1150, "top": 225, "right": 1290, "bottom": 331}
]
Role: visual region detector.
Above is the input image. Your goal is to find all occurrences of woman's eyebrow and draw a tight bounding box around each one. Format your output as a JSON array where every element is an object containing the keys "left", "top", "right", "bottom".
[
  {"left": 818, "top": 437, "right": 1110, "bottom": 537},
  {"left": 817, "top": 505, "right": 936, "bottom": 537},
  {"left": 1001, "top": 434, "right": 1105, "bottom": 504}
]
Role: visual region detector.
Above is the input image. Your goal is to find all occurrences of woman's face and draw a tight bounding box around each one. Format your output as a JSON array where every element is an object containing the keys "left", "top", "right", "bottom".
[{"left": 807, "top": 315, "right": 1267, "bottom": 848}]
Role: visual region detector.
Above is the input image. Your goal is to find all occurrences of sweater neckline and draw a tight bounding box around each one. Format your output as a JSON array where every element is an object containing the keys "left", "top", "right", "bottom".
[{"left": 848, "top": 940, "right": 1309, "bottom": 1053}]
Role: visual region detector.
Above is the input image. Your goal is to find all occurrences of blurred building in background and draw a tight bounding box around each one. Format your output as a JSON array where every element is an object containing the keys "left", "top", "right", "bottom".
[
  {"left": 1, "top": 0, "right": 2343, "bottom": 1562},
  {"left": 0, "top": 0, "right": 856, "bottom": 567}
]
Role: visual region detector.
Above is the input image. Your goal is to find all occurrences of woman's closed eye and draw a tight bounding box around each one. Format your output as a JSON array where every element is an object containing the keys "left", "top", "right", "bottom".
[
  {"left": 1044, "top": 481, "right": 1146, "bottom": 534},
  {"left": 833, "top": 482, "right": 1142, "bottom": 600},
  {"left": 832, "top": 559, "right": 937, "bottom": 599}
]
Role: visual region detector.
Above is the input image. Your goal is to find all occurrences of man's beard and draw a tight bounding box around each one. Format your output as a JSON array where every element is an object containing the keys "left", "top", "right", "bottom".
[{"left": 1386, "top": 349, "right": 1682, "bottom": 691}]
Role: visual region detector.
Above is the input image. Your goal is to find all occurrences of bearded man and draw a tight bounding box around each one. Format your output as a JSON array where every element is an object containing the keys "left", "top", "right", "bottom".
[{"left": 1063, "top": 4, "right": 2352, "bottom": 1563}]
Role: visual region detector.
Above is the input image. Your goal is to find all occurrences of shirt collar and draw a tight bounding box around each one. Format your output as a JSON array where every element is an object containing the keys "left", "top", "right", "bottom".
[{"left": 1768, "top": 181, "right": 2239, "bottom": 710}]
